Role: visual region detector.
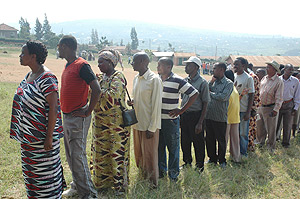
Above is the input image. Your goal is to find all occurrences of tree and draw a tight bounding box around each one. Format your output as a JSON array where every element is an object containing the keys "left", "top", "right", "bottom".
[
  {"left": 130, "top": 27, "right": 139, "bottom": 50},
  {"left": 125, "top": 42, "right": 132, "bottom": 55},
  {"left": 19, "top": 17, "right": 31, "bottom": 39},
  {"left": 42, "top": 13, "right": 55, "bottom": 43},
  {"left": 91, "top": 29, "right": 99, "bottom": 45},
  {"left": 120, "top": 39, "right": 124, "bottom": 46},
  {"left": 168, "top": 43, "right": 175, "bottom": 52},
  {"left": 96, "top": 36, "right": 109, "bottom": 50},
  {"left": 34, "top": 18, "right": 43, "bottom": 41}
]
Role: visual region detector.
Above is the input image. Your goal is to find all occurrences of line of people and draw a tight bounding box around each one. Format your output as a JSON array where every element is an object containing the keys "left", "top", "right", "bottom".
[{"left": 9, "top": 35, "right": 300, "bottom": 199}]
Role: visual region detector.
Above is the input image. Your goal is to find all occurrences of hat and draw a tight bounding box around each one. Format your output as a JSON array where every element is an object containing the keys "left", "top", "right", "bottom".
[
  {"left": 266, "top": 60, "right": 280, "bottom": 73},
  {"left": 184, "top": 56, "right": 202, "bottom": 67}
]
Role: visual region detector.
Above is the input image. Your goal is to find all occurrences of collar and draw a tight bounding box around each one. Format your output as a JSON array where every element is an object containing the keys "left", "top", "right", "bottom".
[
  {"left": 139, "top": 68, "right": 152, "bottom": 80},
  {"left": 188, "top": 72, "right": 200, "bottom": 82},
  {"left": 217, "top": 76, "right": 226, "bottom": 83},
  {"left": 280, "top": 75, "right": 292, "bottom": 82},
  {"left": 160, "top": 72, "right": 174, "bottom": 81},
  {"left": 267, "top": 74, "right": 277, "bottom": 80}
]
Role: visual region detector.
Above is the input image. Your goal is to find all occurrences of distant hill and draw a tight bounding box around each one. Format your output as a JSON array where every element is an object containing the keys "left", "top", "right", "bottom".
[{"left": 51, "top": 19, "right": 300, "bottom": 56}]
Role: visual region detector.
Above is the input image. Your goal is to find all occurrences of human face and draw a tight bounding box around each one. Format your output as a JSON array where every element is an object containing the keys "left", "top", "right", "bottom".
[
  {"left": 98, "top": 57, "right": 112, "bottom": 74},
  {"left": 266, "top": 64, "right": 277, "bottom": 77},
  {"left": 185, "top": 62, "right": 197, "bottom": 75},
  {"left": 284, "top": 66, "right": 294, "bottom": 78},
  {"left": 157, "top": 61, "right": 169, "bottom": 76},
  {"left": 19, "top": 45, "right": 33, "bottom": 66},
  {"left": 233, "top": 60, "right": 244, "bottom": 74},
  {"left": 57, "top": 41, "right": 65, "bottom": 59},
  {"left": 131, "top": 56, "right": 140, "bottom": 71}
]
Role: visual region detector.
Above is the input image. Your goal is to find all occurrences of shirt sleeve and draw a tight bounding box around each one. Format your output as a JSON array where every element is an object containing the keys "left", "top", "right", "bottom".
[
  {"left": 248, "top": 76, "right": 255, "bottom": 93},
  {"left": 148, "top": 77, "right": 163, "bottom": 132},
  {"left": 40, "top": 73, "right": 59, "bottom": 97},
  {"left": 79, "top": 64, "right": 97, "bottom": 84},
  {"left": 273, "top": 80, "right": 284, "bottom": 112},
  {"left": 210, "top": 81, "right": 233, "bottom": 102},
  {"left": 293, "top": 81, "right": 300, "bottom": 110},
  {"left": 179, "top": 79, "right": 198, "bottom": 97},
  {"left": 200, "top": 81, "right": 210, "bottom": 103}
]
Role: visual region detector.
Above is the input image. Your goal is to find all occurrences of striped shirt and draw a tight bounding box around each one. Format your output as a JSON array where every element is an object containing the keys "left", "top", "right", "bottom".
[
  {"left": 206, "top": 76, "right": 233, "bottom": 122},
  {"left": 161, "top": 72, "right": 197, "bottom": 119},
  {"left": 260, "top": 74, "right": 284, "bottom": 112}
]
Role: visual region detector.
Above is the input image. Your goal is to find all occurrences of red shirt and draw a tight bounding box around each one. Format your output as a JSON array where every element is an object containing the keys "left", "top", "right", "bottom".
[{"left": 60, "top": 57, "right": 89, "bottom": 113}]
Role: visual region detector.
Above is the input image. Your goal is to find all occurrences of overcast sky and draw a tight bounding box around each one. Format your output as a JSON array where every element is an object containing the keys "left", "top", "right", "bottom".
[{"left": 2, "top": 0, "right": 300, "bottom": 37}]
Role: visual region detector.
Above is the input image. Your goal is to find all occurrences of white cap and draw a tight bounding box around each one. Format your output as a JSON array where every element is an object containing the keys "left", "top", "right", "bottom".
[{"left": 183, "top": 56, "right": 202, "bottom": 67}]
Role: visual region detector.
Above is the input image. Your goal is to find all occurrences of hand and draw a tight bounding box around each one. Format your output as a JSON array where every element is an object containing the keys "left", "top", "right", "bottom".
[
  {"left": 291, "top": 109, "right": 297, "bottom": 116},
  {"left": 269, "top": 110, "right": 277, "bottom": 117},
  {"left": 195, "top": 122, "right": 203, "bottom": 134},
  {"left": 71, "top": 106, "right": 89, "bottom": 117},
  {"left": 168, "top": 108, "right": 182, "bottom": 118},
  {"left": 127, "top": 100, "right": 134, "bottom": 106},
  {"left": 44, "top": 136, "right": 53, "bottom": 151},
  {"left": 241, "top": 88, "right": 250, "bottom": 96},
  {"left": 210, "top": 76, "right": 217, "bottom": 83},
  {"left": 243, "top": 112, "right": 251, "bottom": 121},
  {"left": 146, "top": 130, "right": 154, "bottom": 139}
]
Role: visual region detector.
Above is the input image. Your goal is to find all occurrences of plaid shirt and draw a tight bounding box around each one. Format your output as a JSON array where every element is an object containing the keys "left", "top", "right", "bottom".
[{"left": 259, "top": 74, "right": 284, "bottom": 112}]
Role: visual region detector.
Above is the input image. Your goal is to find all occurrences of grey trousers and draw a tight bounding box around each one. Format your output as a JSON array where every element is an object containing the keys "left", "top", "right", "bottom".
[
  {"left": 257, "top": 106, "right": 279, "bottom": 150},
  {"left": 225, "top": 123, "right": 241, "bottom": 162},
  {"left": 276, "top": 100, "right": 294, "bottom": 146},
  {"left": 63, "top": 113, "right": 97, "bottom": 199}
]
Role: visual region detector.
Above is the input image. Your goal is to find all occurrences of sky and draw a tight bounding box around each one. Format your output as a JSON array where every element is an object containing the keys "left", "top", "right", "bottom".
[{"left": 2, "top": 0, "right": 300, "bottom": 37}]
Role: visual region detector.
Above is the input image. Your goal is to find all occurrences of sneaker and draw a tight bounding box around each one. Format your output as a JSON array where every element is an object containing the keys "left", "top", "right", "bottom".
[{"left": 62, "top": 188, "right": 78, "bottom": 197}]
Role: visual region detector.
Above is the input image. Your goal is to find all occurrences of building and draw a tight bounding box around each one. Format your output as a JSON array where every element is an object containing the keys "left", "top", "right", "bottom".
[
  {"left": 0, "top": 23, "right": 18, "bottom": 38},
  {"left": 152, "top": 52, "right": 174, "bottom": 61},
  {"left": 226, "top": 55, "right": 300, "bottom": 70},
  {"left": 102, "top": 46, "right": 127, "bottom": 54},
  {"left": 173, "top": 52, "right": 196, "bottom": 66}
]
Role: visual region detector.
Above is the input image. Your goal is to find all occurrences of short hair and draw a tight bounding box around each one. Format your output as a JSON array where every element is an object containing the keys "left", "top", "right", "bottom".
[
  {"left": 26, "top": 40, "right": 48, "bottom": 64},
  {"left": 236, "top": 57, "right": 248, "bottom": 65},
  {"left": 158, "top": 57, "right": 173, "bottom": 68},
  {"left": 279, "top": 64, "right": 285, "bottom": 70},
  {"left": 133, "top": 52, "right": 150, "bottom": 63},
  {"left": 292, "top": 72, "right": 299, "bottom": 77},
  {"left": 285, "top": 63, "right": 294, "bottom": 69},
  {"left": 225, "top": 70, "right": 234, "bottom": 82},
  {"left": 215, "top": 62, "right": 227, "bottom": 71},
  {"left": 59, "top": 35, "right": 77, "bottom": 50}
]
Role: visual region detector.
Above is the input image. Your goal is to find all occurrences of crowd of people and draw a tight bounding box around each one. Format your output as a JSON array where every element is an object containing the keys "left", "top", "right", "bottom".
[{"left": 9, "top": 35, "right": 300, "bottom": 198}]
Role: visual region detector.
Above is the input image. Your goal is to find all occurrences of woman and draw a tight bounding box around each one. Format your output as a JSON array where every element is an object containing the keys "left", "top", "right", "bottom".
[
  {"left": 90, "top": 49, "right": 130, "bottom": 194},
  {"left": 10, "top": 41, "right": 65, "bottom": 198},
  {"left": 225, "top": 70, "right": 241, "bottom": 162}
]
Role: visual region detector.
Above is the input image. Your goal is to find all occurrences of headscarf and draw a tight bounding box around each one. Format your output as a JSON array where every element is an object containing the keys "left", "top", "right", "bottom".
[{"left": 98, "top": 49, "right": 124, "bottom": 70}]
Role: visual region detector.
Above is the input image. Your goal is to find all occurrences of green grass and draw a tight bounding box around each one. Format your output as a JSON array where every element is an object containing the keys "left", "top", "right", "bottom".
[{"left": 1, "top": 81, "right": 300, "bottom": 198}]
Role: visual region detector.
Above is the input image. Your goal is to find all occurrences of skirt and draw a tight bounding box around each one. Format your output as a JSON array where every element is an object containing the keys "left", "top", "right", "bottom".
[{"left": 21, "top": 140, "right": 66, "bottom": 198}]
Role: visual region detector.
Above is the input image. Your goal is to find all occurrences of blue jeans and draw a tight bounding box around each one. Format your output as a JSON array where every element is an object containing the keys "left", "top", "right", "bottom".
[
  {"left": 158, "top": 118, "right": 180, "bottom": 180},
  {"left": 239, "top": 112, "right": 250, "bottom": 156}
]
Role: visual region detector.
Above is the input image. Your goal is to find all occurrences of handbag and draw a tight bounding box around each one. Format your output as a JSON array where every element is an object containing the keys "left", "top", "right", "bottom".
[{"left": 119, "top": 87, "right": 138, "bottom": 127}]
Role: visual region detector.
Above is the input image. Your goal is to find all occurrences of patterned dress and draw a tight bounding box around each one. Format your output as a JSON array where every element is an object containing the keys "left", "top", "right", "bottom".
[
  {"left": 248, "top": 72, "right": 260, "bottom": 151},
  {"left": 90, "top": 71, "right": 130, "bottom": 192},
  {"left": 10, "top": 71, "right": 65, "bottom": 198}
]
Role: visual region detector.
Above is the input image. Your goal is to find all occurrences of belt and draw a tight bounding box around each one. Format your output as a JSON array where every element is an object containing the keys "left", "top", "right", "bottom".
[
  {"left": 283, "top": 98, "right": 293, "bottom": 104},
  {"left": 262, "top": 103, "right": 275, "bottom": 107}
]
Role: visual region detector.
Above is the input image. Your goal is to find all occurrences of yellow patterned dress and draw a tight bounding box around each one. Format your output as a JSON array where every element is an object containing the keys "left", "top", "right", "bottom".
[{"left": 90, "top": 71, "right": 130, "bottom": 192}]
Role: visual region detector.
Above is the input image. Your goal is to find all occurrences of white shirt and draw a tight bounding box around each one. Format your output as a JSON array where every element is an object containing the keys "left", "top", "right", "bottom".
[
  {"left": 234, "top": 72, "right": 255, "bottom": 112},
  {"left": 279, "top": 75, "right": 300, "bottom": 110},
  {"left": 132, "top": 69, "right": 163, "bottom": 132}
]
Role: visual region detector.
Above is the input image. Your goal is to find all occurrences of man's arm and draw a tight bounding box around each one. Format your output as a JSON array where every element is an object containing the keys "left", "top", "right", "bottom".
[
  {"left": 271, "top": 80, "right": 284, "bottom": 117},
  {"left": 210, "top": 81, "right": 233, "bottom": 102},
  {"left": 72, "top": 79, "right": 100, "bottom": 117},
  {"left": 169, "top": 93, "right": 198, "bottom": 117},
  {"left": 244, "top": 93, "right": 254, "bottom": 121}
]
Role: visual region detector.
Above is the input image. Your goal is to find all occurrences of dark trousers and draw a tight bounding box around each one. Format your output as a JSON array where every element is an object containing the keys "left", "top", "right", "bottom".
[
  {"left": 180, "top": 111, "right": 205, "bottom": 167},
  {"left": 205, "top": 119, "right": 227, "bottom": 164}
]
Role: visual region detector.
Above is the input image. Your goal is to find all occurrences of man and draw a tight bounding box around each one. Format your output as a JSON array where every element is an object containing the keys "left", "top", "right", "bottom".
[
  {"left": 256, "top": 69, "right": 266, "bottom": 81},
  {"left": 58, "top": 35, "right": 100, "bottom": 199},
  {"left": 256, "top": 60, "right": 284, "bottom": 152},
  {"left": 130, "top": 52, "right": 163, "bottom": 187},
  {"left": 233, "top": 57, "right": 254, "bottom": 157},
  {"left": 157, "top": 57, "right": 198, "bottom": 181},
  {"left": 276, "top": 64, "right": 300, "bottom": 147},
  {"left": 180, "top": 56, "right": 210, "bottom": 172},
  {"left": 205, "top": 62, "right": 233, "bottom": 168}
]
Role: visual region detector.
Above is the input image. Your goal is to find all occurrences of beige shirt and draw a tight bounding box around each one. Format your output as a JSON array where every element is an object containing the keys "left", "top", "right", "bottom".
[
  {"left": 132, "top": 69, "right": 163, "bottom": 132},
  {"left": 260, "top": 74, "right": 284, "bottom": 112}
]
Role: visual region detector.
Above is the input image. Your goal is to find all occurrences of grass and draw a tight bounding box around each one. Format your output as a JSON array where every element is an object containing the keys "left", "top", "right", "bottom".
[{"left": 1, "top": 82, "right": 300, "bottom": 199}]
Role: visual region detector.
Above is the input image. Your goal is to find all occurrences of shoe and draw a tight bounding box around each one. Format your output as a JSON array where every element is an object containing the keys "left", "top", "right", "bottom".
[
  {"left": 62, "top": 188, "right": 78, "bottom": 197},
  {"left": 205, "top": 159, "right": 217, "bottom": 164},
  {"left": 220, "top": 162, "right": 227, "bottom": 169},
  {"left": 180, "top": 163, "right": 191, "bottom": 170},
  {"left": 195, "top": 166, "right": 204, "bottom": 173}
]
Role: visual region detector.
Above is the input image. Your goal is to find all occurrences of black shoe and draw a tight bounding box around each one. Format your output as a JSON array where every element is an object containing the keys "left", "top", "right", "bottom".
[
  {"left": 195, "top": 166, "right": 204, "bottom": 173},
  {"left": 159, "top": 171, "right": 166, "bottom": 178},
  {"left": 220, "top": 162, "right": 227, "bottom": 169},
  {"left": 180, "top": 163, "right": 191, "bottom": 170},
  {"left": 205, "top": 159, "right": 217, "bottom": 164}
]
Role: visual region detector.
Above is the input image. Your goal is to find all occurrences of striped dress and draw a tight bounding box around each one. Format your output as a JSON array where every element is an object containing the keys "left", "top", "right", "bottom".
[{"left": 10, "top": 71, "right": 65, "bottom": 198}]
